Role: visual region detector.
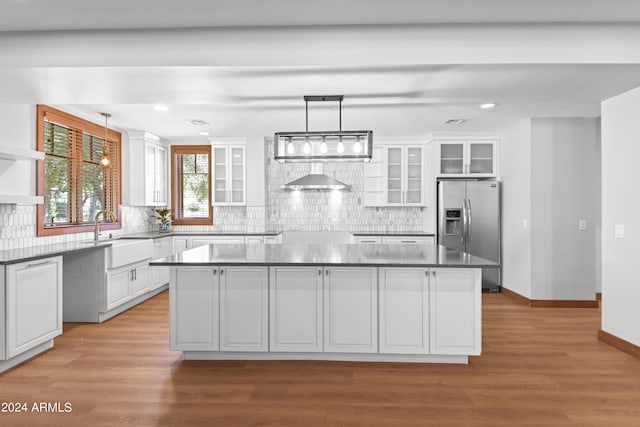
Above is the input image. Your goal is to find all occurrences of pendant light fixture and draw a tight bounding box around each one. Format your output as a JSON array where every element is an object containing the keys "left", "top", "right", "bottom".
[
  {"left": 274, "top": 95, "right": 373, "bottom": 163},
  {"left": 100, "top": 112, "right": 112, "bottom": 167}
]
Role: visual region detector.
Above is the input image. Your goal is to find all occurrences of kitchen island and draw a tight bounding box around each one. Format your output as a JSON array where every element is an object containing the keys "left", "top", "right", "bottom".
[{"left": 151, "top": 243, "right": 496, "bottom": 364}]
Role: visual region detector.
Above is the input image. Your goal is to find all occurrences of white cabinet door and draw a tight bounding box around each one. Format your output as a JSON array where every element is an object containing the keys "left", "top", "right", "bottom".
[
  {"left": 382, "top": 236, "right": 435, "bottom": 245},
  {"left": 324, "top": 267, "right": 378, "bottom": 353},
  {"left": 129, "top": 131, "right": 169, "bottom": 206},
  {"left": 151, "top": 238, "right": 171, "bottom": 289},
  {"left": 270, "top": 267, "right": 323, "bottom": 352},
  {"left": 467, "top": 141, "right": 497, "bottom": 177},
  {"left": 190, "top": 236, "right": 245, "bottom": 248},
  {"left": 212, "top": 145, "right": 246, "bottom": 206},
  {"left": 5, "top": 257, "right": 63, "bottom": 359},
  {"left": 436, "top": 140, "right": 497, "bottom": 178},
  {"left": 106, "top": 267, "right": 131, "bottom": 311},
  {"left": 172, "top": 236, "right": 189, "bottom": 254},
  {"left": 429, "top": 268, "right": 482, "bottom": 355},
  {"left": 219, "top": 267, "right": 268, "bottom": 352},
  {"left": 384, "top": 145, "right": 425, "bottom": 206},
  {"left": 379, "top": 268, "right": 429, "bottom": 354},
  {"left": 131, "top": 262, "right": 150, "bottom": 298},
  {"left": 170, "top": 267, "right": 219, "bottom": 351}
]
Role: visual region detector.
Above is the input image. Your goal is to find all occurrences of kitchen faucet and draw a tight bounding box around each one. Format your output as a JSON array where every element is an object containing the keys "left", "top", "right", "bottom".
[{"left": 94, "top": 210, "right": 116, "bottom": 241}]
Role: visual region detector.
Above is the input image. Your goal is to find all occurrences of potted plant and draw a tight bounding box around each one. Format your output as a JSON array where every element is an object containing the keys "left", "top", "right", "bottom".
[{"left": 155, "top": 207, "right": 173, "bottom": 233}]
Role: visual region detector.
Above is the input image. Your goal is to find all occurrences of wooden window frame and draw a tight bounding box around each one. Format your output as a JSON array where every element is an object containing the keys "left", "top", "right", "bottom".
[
  {"left": 36, "top": 105, "right": 122, "bottom": 237},
  {"left": 171, "top": 145, "right": 213, "bottom": 225}
]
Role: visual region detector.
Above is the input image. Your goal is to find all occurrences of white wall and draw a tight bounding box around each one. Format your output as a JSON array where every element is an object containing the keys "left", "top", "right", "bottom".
[
  {"left": 499, "top": 119, "right": 532, "bottom": 298},
  {"left": 0, "top": 104, "right": 36, "bottom": 198},
  {"left": 530, "top": 118, "right": 599, "bottom": 300},
  {"left": 601, "top": 86, "right": 640, "bottom": 346}
]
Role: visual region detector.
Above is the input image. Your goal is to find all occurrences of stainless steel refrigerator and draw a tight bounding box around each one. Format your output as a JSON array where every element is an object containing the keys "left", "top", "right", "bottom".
[{"left": 437, "top": 180, "right": 501, "bottom": 291}]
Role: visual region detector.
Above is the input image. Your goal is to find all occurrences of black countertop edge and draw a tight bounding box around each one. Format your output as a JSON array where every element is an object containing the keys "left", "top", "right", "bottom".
[
  {"left": 352, "top": 232, "right": 435, "bottom": 236},
  {"left": 149, "top": 262, "right": 494, "bottom": 268},
  {"left": 0, "top": 244, "right": 107, "bottom": 266},
  {"left": 119, "top": 232, "right": 281, "bottom": 239}
]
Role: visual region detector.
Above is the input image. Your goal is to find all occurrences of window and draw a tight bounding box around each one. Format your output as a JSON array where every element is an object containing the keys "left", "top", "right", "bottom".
[
  {"left": 36, "top": 105, "right": 121, "bottom": 236},
  {"left": 171, "top": 145, "right": 212, "bottom": 225}
]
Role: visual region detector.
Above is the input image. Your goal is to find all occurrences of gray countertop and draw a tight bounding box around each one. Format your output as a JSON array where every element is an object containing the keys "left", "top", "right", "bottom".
[
  {"left": 352, "top": 232, "right": 435, "bottom": 236},
  {"left": 150, "top": 243, "right": 496, "bottom": 268},
  {"left": 0, "top": 241, "right": 110, "bottom": 265},
  {"left": 119, "top": 231, "right": 282, "bottom": 239}
]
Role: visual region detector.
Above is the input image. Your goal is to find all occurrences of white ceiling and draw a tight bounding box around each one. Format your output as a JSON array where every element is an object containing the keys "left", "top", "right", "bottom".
[
  {"left": 3, "top": 1, "right": 640, "bottom": 141},
  {"left": 2, "top": 0, "right": 640, "bottom": 31}
]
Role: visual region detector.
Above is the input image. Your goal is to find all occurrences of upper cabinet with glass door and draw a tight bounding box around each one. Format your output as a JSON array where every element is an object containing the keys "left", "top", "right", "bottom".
[
  {"left": 436, "top": 140, "right": 497, "bottom": 178},
  {"left": 212, "top": 144, "right": 246, "bottom": 206},
  {"left": 385, "top": 145, "right": 425, "bottom": 206}
]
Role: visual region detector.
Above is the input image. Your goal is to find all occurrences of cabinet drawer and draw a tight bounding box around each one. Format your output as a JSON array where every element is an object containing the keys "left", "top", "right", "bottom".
[{"left": 382, "top": 236, "right": 435, "bottom": 245}]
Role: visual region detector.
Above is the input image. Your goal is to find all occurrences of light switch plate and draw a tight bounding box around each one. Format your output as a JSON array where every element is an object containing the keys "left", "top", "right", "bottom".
[
  {"left": 579, "top": 219, "right": 587, "bottom": 231},
  {"left": 615, "top": 224, "right": 624, "bottom": 238}
]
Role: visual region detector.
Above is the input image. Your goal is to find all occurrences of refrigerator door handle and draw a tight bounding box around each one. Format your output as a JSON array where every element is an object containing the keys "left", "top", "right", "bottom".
[
  {"left": 466, "top": 198, "right": 472, "bottom": 246},
  {"left": 461, "top": 199, "right": 467, "bottom": 246}
]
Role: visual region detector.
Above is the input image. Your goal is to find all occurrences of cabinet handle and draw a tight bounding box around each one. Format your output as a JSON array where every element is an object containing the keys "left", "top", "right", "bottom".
[
  {"left": 432, "top": 270, "right": 436, "bottom": 277},
  {"left": 425, "top": 270, "right": 429, "bottom": 276},
  {"left": 401, "top": 240, "right": 416, "bottom": 244},
  {"left": 133, "top": 268, "right": 137, "bottom": 281},
  {"left": 213, "top": 269, "right": 217, "bottom": 275},
  {"left": 325, "top": 269, "right": 329, "bottom": 276},
  {"left": 220, "top": 269, "right": 224, "bottom": 275},
  {"left": 318, "top": 269, "right": 322, "bottom": 275},
  {"left": 130, "top": 270, "right": 134, "bottom": 281}
]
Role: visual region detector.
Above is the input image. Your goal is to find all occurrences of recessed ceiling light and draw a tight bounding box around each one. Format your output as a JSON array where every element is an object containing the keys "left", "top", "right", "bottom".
[
  {"left": 154, "top": 104, "right": 169, "bottom": 112},
  {"left": 444, "top": 119, "right": 467, "bottom": 125},
  {"left": 185, "top": 119, "right": 210, "bottom": 126},
  {"left": 199, "top": 131, "right": 211, "bottom": 136},
  {"left": 480, "top": 102, "right": 497, "bottom": 109}
]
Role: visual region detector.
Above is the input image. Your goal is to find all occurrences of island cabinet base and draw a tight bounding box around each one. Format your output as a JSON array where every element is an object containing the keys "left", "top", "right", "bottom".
[{"left": 169, "top": 266, "right": 481, "bottom": 364}]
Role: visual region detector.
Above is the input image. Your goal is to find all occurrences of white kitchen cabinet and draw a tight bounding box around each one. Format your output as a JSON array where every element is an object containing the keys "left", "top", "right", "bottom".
[
  {"left": 429, "top": 268, "right": 482, "bottom": 355},
  {"left": 106, "top": 261, "right": 149, "bottom": 310},
  {"left": 386, "top": 145, "right": 425, "bottom": 206},
  {"left": 212, "top": 144, "right": 246, "bottom": 206},
  {"left": 190, "top": 235, "right": 245, "bottom": 248},
  {"left": 172, "top": 236, "right": 189, "bottom": 254},
  {"left": 263, "top": 235, "right": 282, "bottom": 244},
  {"left": 382, "top": 236, "right": 435, "bottom": 245},
  {"left": 129, "top": 131, "right": 169, "bottom": 206},
  {"left": 353, "top": 236, "right": 383, "bottom": 244},
  {"left": 269, "top": 267, "right": 323, "bottom": 352},
  {"left": 219, "top": 266, "right": 268, "bottom": 352},
  {"left": 170, "top": 267, "right": 219, "bottom": 351},
  {"left": 379, "top": 268, "right": 429, "bottom": 354},
  {"left": 0, "top": 144, "right": 45, "bottom": 205},
  {"left": 363, "top": 146, "right": 385, "bottom": 206},
  {"left": 436, "top": 140, "right": 497, "bottom": 178},
  {"left": 323, "top": 267, "right": 378, "bottom": 353},
  {"left": 150, "top": 237, "right": 171, "bottom": 289},
  {"left": 4, "top": 257, "right": 62, "bottom": 359},
  {"left": 364, "top": 144, "right": 426, "bottom": 206}
]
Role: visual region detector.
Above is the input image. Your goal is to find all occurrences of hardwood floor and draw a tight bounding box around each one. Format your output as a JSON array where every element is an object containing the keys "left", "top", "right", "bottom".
[{"left": 1, "top": 291, "right": 639, "bottom": 426}]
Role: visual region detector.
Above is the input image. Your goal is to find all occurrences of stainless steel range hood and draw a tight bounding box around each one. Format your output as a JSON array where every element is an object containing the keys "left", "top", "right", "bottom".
[{"left": 281, "top": 163, "right": 351, "bottom": 191}]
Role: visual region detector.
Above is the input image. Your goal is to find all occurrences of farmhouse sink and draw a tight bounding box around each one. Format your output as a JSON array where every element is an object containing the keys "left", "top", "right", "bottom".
[{"left": 106, "top": 239, "right": 153, "bottom": 269}]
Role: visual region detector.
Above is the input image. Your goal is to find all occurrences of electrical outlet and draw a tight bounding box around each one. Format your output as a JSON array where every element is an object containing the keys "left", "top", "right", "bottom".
[
  {"left": 615, "top": 224, "right": 624, "bottom": 238},
  {"left": 579, "top": 219, "right": 587, "bottom": 231}
]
